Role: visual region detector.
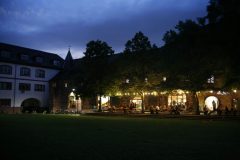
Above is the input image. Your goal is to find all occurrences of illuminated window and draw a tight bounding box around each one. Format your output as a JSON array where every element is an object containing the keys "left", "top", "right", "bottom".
[
  {"left": 20, "top": 67, "right": 31, "bottom": 77},
  {"left": 19, "top": 83, "right": 31, "bottom": 91},
  {"left": 0, "top": 65, "right": 12, "bottom": 75},
  {"left": 35, "top": 69, "right": 45, "bottom": 78},
  {"left": 64, "top": 83, "right": 68, "bottom": 88},
  {"left": 34, "top": 84, "right": 45, "bottom": 92},
  {"left": 168, "top": 90, "right": 186, "bottom": 106},
  {"left": 207, "top": 75, "right": 214, "bottom": 84},
  {"left": 0, "top": 82, "right": 12, "bottom": 90}
]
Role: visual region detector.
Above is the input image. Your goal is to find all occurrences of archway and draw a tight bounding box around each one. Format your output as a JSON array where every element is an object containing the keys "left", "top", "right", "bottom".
[
  {"left": 68, "top": 92, "right": 82, "bottom": 112},
  {"left": 21, "top": 98, "right": 40, "bottom": 113},
  {"left": 205, "top": 96, "right": 219, "bottom": 111}
]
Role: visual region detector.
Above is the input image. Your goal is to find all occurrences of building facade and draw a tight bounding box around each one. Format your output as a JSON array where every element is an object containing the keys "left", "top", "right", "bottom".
[
  {"left": 50, "top": 55, "right": 240, "bottom": 115},
  {"left": 0, "top": 43, "right": 64, "bottom": 113}
]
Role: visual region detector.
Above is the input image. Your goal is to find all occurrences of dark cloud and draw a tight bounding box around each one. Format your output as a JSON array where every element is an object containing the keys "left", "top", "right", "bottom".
[{"left": 0, "top": 0, "right": 209, "bottom": 58}]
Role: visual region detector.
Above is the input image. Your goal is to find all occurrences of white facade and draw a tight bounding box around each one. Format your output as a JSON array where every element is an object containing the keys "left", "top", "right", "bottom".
[{"left": 0, "top": 62, "right": 60, "bottom": 108}]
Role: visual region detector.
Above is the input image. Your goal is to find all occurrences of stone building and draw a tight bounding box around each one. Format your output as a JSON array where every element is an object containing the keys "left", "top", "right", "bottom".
[
  {"left": 50, "top": 52, "right": 240, "bottom": 114},
  {"left": 0, "top": 43, "right": 64, "bottom": 113}
]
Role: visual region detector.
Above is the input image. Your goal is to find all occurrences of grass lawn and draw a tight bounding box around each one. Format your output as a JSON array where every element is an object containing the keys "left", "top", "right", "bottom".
[{"left": 0, "top": 114, "right": 240, "bottom": 160}]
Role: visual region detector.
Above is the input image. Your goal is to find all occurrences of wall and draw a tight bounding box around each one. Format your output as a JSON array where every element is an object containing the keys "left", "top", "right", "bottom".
[{"left": 0, "top": 62, "right": 60, "bottom": 109}]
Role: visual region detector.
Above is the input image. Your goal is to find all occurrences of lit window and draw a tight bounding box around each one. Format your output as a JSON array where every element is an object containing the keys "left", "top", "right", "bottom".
[
  {"left": 168, "top": 94, "right": 186, "bottom": 106},
  {"left": 35, "top": 69, "right": 45, "bottom": 78},
  {"left": 20, "top": 54, "right": 29, "bottom": 61},
  {"left": 0, "top": 65, "right": 12, "bottom": 75},
  {"left": 0, "top": 82, "right": 12, "bottom": 90},
  {"left": 207, "top": 75, "right": 214, "bottom": 84},
  {"left": 20, "top": 67, "right": 31, "bottom": 77},
  {"left": 34, "top": 84, "right": 45, "bottom": 92},
  {"left": 64, "top": 83, "right": 68, "bottom": 88},
  {"left": 19, "top": 83, "right": 31, "bottom": 91}
]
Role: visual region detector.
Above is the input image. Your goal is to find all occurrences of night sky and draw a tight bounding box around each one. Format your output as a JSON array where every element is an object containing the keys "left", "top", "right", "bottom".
[{"left": 0, "top": 0, "right": 209, "bottom": 58}]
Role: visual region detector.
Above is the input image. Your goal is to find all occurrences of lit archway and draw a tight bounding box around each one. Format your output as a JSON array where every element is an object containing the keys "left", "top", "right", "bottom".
[
  {"left": 68, "top": 92, "right": 82, "bottom": 112},
  {"left": 205, "top": 96, "right": 219, "bottom": 111}
]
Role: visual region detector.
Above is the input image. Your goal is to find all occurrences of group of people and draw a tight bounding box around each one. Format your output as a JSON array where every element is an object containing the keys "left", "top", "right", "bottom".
[
  {"left": 150, "top": 104, "right": 183, "bottom": 115},
  {"left": 150, "top": 106, "right": 160, "bottom": 114},
  {"left": 203, "top": 100, "right": 238, "bottom": 116}
]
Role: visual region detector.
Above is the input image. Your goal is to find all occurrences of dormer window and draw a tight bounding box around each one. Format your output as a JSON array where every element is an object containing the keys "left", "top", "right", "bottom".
[
  {"left": 1, "top": 51, "right": 11, "bottom": 58},
  {"left": 53, "top": 60, "right": 60, "bottom": 66},
  {"left": 35, "top": 57, "right": 43, "bottom": 63},
  {"left": 20, "top": 54, "right": 29, "bottom": 61},
  {"left": 207, "top": 75, "right": 214, "bottom": 84}
]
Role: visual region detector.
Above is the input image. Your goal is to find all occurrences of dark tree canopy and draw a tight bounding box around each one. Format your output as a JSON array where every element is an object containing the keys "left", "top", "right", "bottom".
[
  {"left": 124, "top": 31, "right": 152, "bottom": 53},
  {"left": 162, "top": 20, "right": 201, "bottom": 45},
  {"left": 162, "top": 30, "right": 177, "bottom": 44},
  {"left": 83, "top": 40, "right": 114, "bottom": 58},
  {"left": 207, "top": 0, "right": 240, "bottom": 24}
]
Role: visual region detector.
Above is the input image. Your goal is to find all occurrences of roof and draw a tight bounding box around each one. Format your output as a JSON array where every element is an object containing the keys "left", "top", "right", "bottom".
[{"left": 0, "top": 42, "right": 64, "bottom": 69}]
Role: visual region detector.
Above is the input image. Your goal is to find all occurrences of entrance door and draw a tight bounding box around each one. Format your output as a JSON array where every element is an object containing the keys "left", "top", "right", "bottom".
[
  {"left": 130, "top": 99, "right": 142, "bottom": 110},
  {"left": 21, "top": 98, "right": 40, "bottom": 112}
]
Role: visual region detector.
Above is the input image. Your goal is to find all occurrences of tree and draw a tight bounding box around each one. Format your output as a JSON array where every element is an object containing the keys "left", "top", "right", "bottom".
[
  {"left": 162, "top": 20, "right": 201, "bottom": 45},
  {"left": 207, "top": 0, "right": 240, "bottom": 24},
  {"left": 175, "top": 20, "right": 200, "bottom": 34},
  {"left": 83, "top": 40, "right": 114, "bottom": 58},
  {"left": 124, "top": 31, "right": 152, "bottom": 53},
  {"left": 162, "top": 30, "right": 177, "bottom": 44}
]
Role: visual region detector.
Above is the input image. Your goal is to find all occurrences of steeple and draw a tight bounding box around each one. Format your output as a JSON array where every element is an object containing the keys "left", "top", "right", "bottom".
[{"left": 64, "top": 46, "right": 73, "bottom": 68}]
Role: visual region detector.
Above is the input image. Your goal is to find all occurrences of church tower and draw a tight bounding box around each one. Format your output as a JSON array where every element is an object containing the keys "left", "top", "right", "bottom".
[{"left": 64, "top": 47, "right": 73, "bottom": 69}]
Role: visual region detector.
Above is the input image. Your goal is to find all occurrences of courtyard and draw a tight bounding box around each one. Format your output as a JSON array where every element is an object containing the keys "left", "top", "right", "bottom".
[{"left": 0, "top": 114, "right": 240, "bottom": 160}]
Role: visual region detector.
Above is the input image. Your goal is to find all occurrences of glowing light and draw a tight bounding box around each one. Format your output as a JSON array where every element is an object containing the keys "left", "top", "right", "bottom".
[
  {"left": 163, "top": 77, "right": 167, "bottom": 82},
  {"left": 69, "top": 92, "right": 75, "bottom": 97},
  {"left": 209, "top": 90, "right": 213, "bottom": 93},
  {"left": 233, "top": 90, "right": 237, "bottom": 93},
  {"left": 205, "top": 96, "right": 218, "bottom": 111},
  {"left": 152, "top": 91, "right": 157, "bottom": 96},
  {"left": 117, "top": 92, "right": 122, "bottom": 96},
  {"left": 72, "top": 88, "right": 75, "bottom": 91},
  {"left": 101, "top": 96, "right": 109, "bottom": 105},
  {"left": 145, "top": 77, "right": 148, "bottom": 82}
]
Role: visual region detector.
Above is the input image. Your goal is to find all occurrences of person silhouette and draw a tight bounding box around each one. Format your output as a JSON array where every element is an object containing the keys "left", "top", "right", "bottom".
[{"left": 212, "top": 100, "right": 216, "bottom": 111}]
